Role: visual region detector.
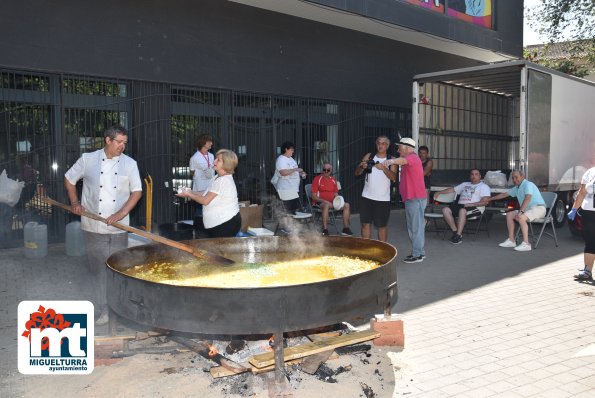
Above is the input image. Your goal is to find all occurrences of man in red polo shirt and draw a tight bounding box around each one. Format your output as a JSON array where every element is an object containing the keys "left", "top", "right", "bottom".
[{"left": 311, "top": 162, "right": 354, "bottom": 236}]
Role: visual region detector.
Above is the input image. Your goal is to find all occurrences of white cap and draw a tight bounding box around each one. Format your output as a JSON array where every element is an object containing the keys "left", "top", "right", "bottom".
[{"left": 399, "top": 137, "right": 416, "bottom": 148}]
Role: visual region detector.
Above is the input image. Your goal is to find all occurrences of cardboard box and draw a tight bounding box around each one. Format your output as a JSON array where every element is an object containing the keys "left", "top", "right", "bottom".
[{"left": 240, "top": 204, "right": 263, "bottom": 232}]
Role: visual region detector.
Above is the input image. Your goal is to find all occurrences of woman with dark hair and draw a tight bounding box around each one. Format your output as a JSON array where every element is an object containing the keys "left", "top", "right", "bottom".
[
  {"left": 568, "top": 166, "right": 595, "bottom": 281},
  {"left": 189, "top": 134, "right": 215, "bottom": 232},
  {"left": 275, "top": 141, "right": 306, "bottom": 215},
  {"left": 177, "top": 149, "right": 241, "bottom": 238}
]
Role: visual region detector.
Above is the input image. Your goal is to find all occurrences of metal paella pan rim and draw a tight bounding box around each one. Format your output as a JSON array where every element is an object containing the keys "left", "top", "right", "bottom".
[{"left": 105, "top": 236, "right": 398, "bottom": 335}]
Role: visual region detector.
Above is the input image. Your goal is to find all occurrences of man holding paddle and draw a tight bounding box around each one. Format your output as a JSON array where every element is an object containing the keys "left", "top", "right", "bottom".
[{"left": 65, "top": 125, "right": 142, "bottom": 325}]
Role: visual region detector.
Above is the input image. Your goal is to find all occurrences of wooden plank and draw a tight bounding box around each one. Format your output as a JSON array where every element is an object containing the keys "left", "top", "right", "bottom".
[
  {"left": 248, "top": 330, "right": 379, "bottom": 368},
  {"left": 300, "top": 350, "right": 334, "bottom": 374},
  {"left": 210, "top": 363, "right": 251, "bottom": 378},
  {"left": 299, "top": 331, "right": 341, "bottom": 374}
]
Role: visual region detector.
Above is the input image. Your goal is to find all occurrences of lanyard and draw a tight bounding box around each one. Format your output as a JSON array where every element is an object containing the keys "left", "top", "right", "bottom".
[{"left": 200, "top": 151, "right": 210, "bottom": 168}]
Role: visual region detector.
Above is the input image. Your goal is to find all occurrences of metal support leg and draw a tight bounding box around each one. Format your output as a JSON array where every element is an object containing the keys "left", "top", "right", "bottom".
[{"left": 273, "top": 331, "right": 285, "bottom": 383}]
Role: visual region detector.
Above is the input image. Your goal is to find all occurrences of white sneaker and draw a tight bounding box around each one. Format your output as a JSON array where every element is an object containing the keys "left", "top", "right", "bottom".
[
  {"left": 514, "top": 242, "right": 532, "bottom": 252},
  {"left": 499, "top": 239, "right": 516, "bottom": 248},
  {"left": 95, "top": 311, "right": 109, "bottom": 326}
]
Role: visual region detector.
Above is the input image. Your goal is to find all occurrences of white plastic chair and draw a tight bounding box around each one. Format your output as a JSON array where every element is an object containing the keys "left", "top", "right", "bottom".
[
  {"left": 273, "top": 188, "right": 312, "bottom": 235},
  {"left": 425, "top": 191, "right": 456, "bottom": 235}
]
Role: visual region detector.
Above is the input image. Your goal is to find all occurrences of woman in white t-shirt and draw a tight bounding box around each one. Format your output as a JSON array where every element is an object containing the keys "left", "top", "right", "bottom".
[
  {"left": 177, "top": 149, "right": 241, "bottom": 238},
  {"left": 275, "top": 141, "right": 306, "bottom": 214},
  {"left": 568, "top": 166, "right": 595, "bottom": 281}
]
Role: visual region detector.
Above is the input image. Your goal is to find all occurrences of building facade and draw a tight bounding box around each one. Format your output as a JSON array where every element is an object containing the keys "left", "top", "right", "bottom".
[{"left": 0, "top": 0, "right": 523, "bottom": 246}]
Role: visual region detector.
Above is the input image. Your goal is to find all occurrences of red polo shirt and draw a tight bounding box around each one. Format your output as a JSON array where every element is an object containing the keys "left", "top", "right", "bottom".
[{"left": 312, "top": 174, "right": 338, "bottom": 203}]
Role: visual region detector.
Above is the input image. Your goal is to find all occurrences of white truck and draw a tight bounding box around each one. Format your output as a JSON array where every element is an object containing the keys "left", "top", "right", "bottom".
[{"left": 412, "top": 60, "right": 595, "bottom": 228}]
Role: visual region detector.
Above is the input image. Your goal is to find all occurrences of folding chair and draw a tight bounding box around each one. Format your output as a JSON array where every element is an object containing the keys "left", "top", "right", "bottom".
[
  {"left": 516, "top": 191, "right": 558, "bottom": 249},
  {"left": 466, "top": 206, "right": 490, "bottom": 238},
  {"left": 424, "top": 191, "right": 456, "bottom": 236},
  {"left": 273, "top": 189, "right": 312, "bottom": 235},
  {"left": 304, "top": 183, "right": 341, "bottom": 234}
]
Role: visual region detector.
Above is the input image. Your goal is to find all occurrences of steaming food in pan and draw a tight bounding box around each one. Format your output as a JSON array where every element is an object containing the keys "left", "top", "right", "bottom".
[{"left": 125, "top": 254, "right": 381, "bottom": 288}]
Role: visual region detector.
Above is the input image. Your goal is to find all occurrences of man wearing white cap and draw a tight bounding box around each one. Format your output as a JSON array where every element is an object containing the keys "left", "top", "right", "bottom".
[
  {"left": 385, "top": 137, "right": 427, "bottom": 263},
  {"left": 311, "top": 162, "right": 354, "bottom": 236}
]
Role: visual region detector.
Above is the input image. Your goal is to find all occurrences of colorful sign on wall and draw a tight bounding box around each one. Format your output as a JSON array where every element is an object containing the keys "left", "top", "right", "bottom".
[{"left": 403, "top": 0, "right": 492, "bottom": 29}]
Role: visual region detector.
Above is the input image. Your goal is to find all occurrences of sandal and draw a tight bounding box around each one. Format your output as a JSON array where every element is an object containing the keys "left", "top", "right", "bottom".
[{"left": 574, "top": 268, "right": 593, "bottom": 281}]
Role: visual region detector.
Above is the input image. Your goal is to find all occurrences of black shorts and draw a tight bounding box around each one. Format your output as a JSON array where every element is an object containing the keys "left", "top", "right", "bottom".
[
  {"left": 281, "top": 198, "right": 301, "bottom": 215},
  {"left": 448, "top": 203, "right": 482, "bottom": 219},
  {"left": 582, "top": 209, "right": 595, "bottom": 254},
  {"left": 359, "top": 196, "right": 391, "bottom": 228},
  {"left": 206, "top": 212, "right": 242, "bottom": 238}
]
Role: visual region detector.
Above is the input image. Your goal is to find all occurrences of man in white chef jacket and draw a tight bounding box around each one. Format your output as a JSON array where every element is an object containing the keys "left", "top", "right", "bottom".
[{"left": 65, "top": 126, "right": 142, "bottom": 325}]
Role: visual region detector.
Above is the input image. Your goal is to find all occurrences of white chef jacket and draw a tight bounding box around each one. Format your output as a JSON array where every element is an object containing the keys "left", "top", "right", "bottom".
[{"left": 65, "top": 149, "right": 142, "bottom": 234}]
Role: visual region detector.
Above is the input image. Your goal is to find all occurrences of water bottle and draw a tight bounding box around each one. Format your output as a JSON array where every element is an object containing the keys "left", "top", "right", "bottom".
[
  {"left": 65, "top": 221, "right": 86, "bottom": 256},
  {"left": 24, "top": 222, "right": 48, "bottom": 259}
]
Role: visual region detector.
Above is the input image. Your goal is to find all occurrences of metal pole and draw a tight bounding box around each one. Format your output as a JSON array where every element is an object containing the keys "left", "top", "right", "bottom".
[{"left": 273, "top": 330, "right": 285, "bottom": 384}]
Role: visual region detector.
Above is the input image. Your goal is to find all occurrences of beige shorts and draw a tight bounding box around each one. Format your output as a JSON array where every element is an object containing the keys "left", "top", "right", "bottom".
[{"left": 523, "top": 205, "right": 546, "bottom": 221}]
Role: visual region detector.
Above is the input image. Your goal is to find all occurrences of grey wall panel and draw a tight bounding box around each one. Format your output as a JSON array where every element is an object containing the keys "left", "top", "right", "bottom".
[
  {"left": 1, "top": 0, "right": 483, "bottom": 108},
  {"left": 313, "top": 0, "right": 523, "bottom": 57}
]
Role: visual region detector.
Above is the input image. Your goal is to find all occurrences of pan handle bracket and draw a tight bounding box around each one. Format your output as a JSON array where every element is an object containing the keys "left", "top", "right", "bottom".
[{"left": 384, "top": 281, "right": 398, "bottom": 317}]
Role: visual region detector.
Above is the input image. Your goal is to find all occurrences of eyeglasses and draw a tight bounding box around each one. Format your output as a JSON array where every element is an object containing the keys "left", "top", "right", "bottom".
[{"left": 323, "top": 168, "right": 331, "bottom": 172}]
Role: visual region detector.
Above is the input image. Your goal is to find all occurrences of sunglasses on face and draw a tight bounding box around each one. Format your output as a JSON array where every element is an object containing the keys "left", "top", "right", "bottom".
[{"left": 323, "top": 168, "right": 331, "bottom": 172}]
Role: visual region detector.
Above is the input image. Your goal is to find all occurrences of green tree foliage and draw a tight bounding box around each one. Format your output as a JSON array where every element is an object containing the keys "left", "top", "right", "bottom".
[{"left": 526, "top": 0, "right": 595, "bottom": 78}]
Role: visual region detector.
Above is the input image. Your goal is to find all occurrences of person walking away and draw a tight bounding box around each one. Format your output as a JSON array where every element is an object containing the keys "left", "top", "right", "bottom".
[
  {"left": 176, "top": 149, "right": 241, "bottom": 238},
  {"left": 487, "top": 170, "right": 546, "bottom": 252},
  {"left": 354, "top": 136, "right": 397, "bottom": 242},
  {"left": 568, "top": 166, "right": 595, "bottom": 280},
  {"left": 189, "top": 134, "right": 215, "bottom": 235},
  {"left": 311, "top": 162, "right": 354, "bottom": 236},
  {"left": 64, "top": 126, "right": 142, "bottom": 325},
  {"left": 385, "top": 138, "right": 427, "bottom": 263}
]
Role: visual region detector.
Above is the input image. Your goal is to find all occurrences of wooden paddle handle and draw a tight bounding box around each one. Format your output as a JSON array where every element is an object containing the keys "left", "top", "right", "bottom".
[{"left": 43, "top": 197, "right": 196, "bottom": 256}]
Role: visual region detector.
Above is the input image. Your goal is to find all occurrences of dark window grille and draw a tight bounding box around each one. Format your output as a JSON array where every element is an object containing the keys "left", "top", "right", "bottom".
[{"left": 0, "top": 67, "right": 410, "bottom": 248}]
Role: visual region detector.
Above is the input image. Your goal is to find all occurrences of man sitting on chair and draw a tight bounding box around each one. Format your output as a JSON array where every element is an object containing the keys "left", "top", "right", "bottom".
[
  {"left": 311, "top": 163, "right": 354, "bottom": 236},
  {"left": 486, "top": 170, "right": 546, "bottom": 252},
  {"left": 436, "top": 168, "right": 491, "bottom": 244}
]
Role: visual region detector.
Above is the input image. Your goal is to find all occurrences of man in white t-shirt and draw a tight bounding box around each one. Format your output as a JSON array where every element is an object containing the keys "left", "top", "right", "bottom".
[
  {"left": 437, "top": 168, "right": 491, "bottom": 244},
  {"left": 354, "top": 136, "right": 397, "bottom": 242}
]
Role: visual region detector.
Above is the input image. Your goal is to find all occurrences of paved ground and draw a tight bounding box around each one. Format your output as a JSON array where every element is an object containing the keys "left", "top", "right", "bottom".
[{"left": 1, "top": 210, "right": 594, "bottom": 397}]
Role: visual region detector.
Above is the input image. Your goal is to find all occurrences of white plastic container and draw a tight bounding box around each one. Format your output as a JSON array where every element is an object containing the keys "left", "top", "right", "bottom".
[
  {"left": 23, "top": 221, "right": 47, "bottom": 258},
  {"left": 65, "top": 221, "right": 86, "bottom": 256}
]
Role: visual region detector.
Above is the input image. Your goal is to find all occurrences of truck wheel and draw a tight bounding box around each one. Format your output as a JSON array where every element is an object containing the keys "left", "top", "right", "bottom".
[{"left": 552, "top": 198, "right": 566, "bottom": 228}]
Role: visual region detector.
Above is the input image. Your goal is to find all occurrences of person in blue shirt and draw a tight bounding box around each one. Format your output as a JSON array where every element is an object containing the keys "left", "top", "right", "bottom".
[{"left": 486, "top": 170, "right": 546, "bottom": 252}]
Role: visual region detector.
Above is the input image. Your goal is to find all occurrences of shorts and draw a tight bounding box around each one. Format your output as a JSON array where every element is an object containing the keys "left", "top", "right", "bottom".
[
  {"left": 359, "top": 196, "right": 390, "bottom": 228},
  {"left": 448, "top": 203, "right": 482, "bottom": 219},
  {"left": 523, "top": 205, "right": 546, "bottom": 221}
]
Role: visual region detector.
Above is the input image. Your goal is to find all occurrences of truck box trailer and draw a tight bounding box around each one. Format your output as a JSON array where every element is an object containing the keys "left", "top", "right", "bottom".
[{"left": 412, "top": 60, "right": 595, "bottom": 227}]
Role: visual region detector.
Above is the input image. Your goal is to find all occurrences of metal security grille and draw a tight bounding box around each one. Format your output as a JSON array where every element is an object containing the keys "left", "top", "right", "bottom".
[{"left": 0, "top": 67, "right": 410, "bottom": 248}]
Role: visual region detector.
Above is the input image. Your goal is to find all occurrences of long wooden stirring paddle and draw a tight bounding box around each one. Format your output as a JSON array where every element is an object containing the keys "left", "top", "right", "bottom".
[{"left": 43, "top": 197, "right": 234, "bottom": 265}]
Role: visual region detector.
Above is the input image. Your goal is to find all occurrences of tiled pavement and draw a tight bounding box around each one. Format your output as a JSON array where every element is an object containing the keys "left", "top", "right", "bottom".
[{"left": 1, "top": 209, "right": 594, "bottom": 397}]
